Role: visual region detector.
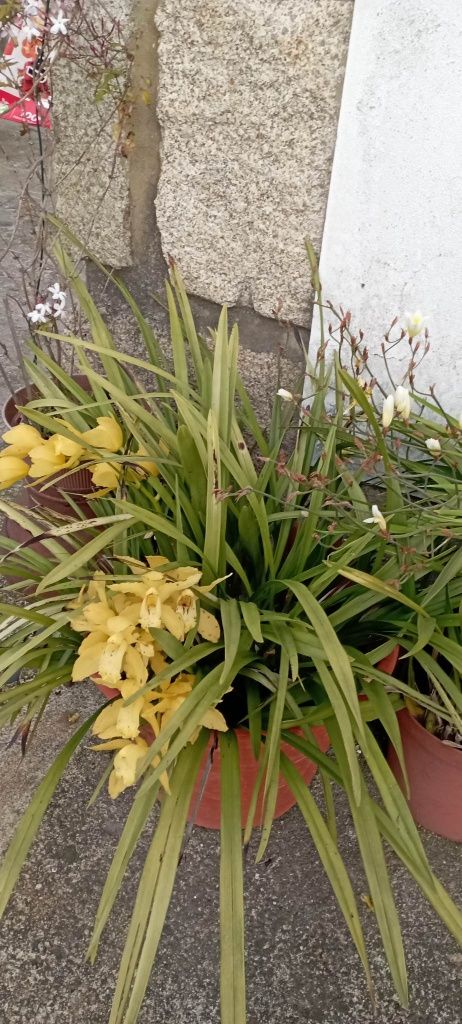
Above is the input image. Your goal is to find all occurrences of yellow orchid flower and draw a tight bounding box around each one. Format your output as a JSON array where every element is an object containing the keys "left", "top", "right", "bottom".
[
  {"left": 135, "top": 444, "right": 159, "bottom": 477},
  {"left": 52, "top": 431, "right": 84, "bottom": 462},
  {"left": 90, "top": 461, "right": 121, "bottom": 489},
  {"left": 28, "top": 437, "right": 67, "bottom": 479},
  {"left": 1, "top": 423, "right": 42, "bottom": 455},
  {"left": 197, "top": 608, "right": 221, "bottom": 642},
  {"left": 109, "top": 738, "right": 148, "bottom": 798},
  {"left": 0, "top": 454, "right": 29, "bottom": 488},
  {"left": 81, "top": 416, "right": 123, "bottom": 453},
  {"left": 139, "top": 587, "right": 163, "bottom": 630}
]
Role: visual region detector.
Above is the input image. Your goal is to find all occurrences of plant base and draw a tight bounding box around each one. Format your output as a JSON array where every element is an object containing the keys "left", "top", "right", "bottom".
[{"left": 189, "top": 725, "right": 330, "bottom": 830}]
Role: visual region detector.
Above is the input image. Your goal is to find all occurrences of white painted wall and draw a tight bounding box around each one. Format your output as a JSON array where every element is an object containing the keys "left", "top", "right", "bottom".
[{"left": 312, "top": 0, "right": 462, "bottom": 408}]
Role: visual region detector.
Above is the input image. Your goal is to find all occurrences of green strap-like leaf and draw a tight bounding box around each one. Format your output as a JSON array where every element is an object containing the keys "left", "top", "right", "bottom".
[
  {"left": 109, "top": 733, "right": 208, "bottom": 1024},
  {"left": 87, "top": 781, "right": 160, "bottom": 964},
  {"left": 281, "top": 753, "right": 372, "bottom": 995},
  {"left": 329, "top": 721, "right": 408, "bottom": 1007},
  {"left": 256, "top": 649, "right": 289, "bottom": 861},
  {"left": 36, "top": 521, "right": 133, "bottom": 594},
  {"left": 220, "top": 732, "right": 246, "bottom": 1024}
]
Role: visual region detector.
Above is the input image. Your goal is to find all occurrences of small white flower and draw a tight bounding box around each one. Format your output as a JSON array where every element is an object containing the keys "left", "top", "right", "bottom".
[
  {"left": 277, "top": 388, "right": 293, "bottom": 402},
  {"left": 404, "top": 311, "right": 427, "bottom": 338},
  {"left": 22, "top": 22, "right": 41, "bottom": 41},
  {"left": 27, "top": 302, "right": 52, "bottom": 325},
  {"left": 382, "top": 394, "right": 395, "bottom": 429},
  {"left": 394, "top": 385, "right": 411, "bottom": 421},
  {"left": 425, "top": 437, "right": 441, "bottom": 455},
  {"left": 48, "top": 282, "right": 66, "bottom": 303},
  {"left": 363, "top": 504, "right": 387, "bottom": 533},
  {"left": 23, "top": 2, "right": 41, "bottom": 14},
  {"left": 48, "top": 10, "right": 69, "bottom": 35}
]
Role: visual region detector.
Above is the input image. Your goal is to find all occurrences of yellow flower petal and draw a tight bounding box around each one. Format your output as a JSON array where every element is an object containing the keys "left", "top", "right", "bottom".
[
  {"left": 108, "top": 769, "right": 127, "bottom": 799},
  {"left": 0, "top": 455, "right": 29, "bottom": 488},
  {"left": 98, "top": 636, "right": 127, "bottom": 686},
  {"left": 197, "top": 608, "right": 221, "bottom": 643},
  {"left": 123, "top": 646, "right": 148, "bottom": 687},
  {"left": 52, "top": 432, "right": 84, "bottom": 460},
  {"left": 135, "top": 445, "right": 159, "bottom": 477},
  {"left": 92, "top": 700, "right": 123, "bottom": 737},
  {"left": 90, "top": 462, "right": 120, "bottom": 490},
  {"left": 111, "top": 738, "right": 148, "bottom": 793},
  {"left": 116, "top": 696, "right": 144, "bottom": 739},
  {"left": 105, "top": 614, "right": 136, "bottom": 636},
  {"left": 72, "top": 642, "right": 106, "bottom": 681},
  {"left": 139, "top": 588, "right": 162, "bottom": 630},
  {"left": 109, "top": 581, "right": 149, "bottom": 598},
  {"left": 174, "top": 589, "right": 197, "bottom": 634},
  {"left": 146, "top": 556, "right": 169, "bottom": 569},
  {"left": 1, "top": 423, "right": 42, "bottom": 455},
  {"left": 140, "top": 703, "right": 160, "bottom": 735},
  {"left": 76, "top": 632, "right": 107, "bottom": 656},
  {"left": 160, "top": 603, "right": 185, "bottom": 640},
  {"left": 201, "top": 708, "right": 228, "bottom": 732},
  {"left": 83, "top": 602, "right": 112, "bottom": 628},
  {"left": 82, "top": 417, "right": 123, "bottom": 453},
  {"left": 91, "top": 739, "right": 127, "bottom": 751},
  {"left": 150, "top": 650, "right": 169, "bottom": 675}
]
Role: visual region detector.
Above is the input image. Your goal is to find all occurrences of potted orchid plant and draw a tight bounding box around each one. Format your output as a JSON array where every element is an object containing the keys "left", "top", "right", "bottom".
[{"left": 0, "top": 246, "right": 461, "bottom": 1024}]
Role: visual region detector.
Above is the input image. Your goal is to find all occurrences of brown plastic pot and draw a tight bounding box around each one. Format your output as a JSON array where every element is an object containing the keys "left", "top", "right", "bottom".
[
  {"left": 2, "top": 375, "right": 90, "bottom": 429},
  {"left": 380, "top": 645, "right": 462, "bottom": 842},
  {"left": 3, "top": 376, "right": 95, "bottom": 513},
  {"left": 388, "top": 709, "right": 462, "bottom": 842}
]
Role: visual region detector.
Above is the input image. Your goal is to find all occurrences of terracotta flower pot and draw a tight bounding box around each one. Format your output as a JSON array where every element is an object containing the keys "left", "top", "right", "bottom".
[
  {"left": 189, "top": 724, "right": 330, "bottom": 830},
  {"left": 2, "top": 375, "right": 90, "bottom": 429},
  {"left": 93, "top": 681, "right": 329, "bottom": 830},
  {"left": 388, "top": 709, "right": 462, "bottom": 842}
]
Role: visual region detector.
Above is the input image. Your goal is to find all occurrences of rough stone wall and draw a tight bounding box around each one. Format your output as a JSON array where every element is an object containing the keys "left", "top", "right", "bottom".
[
  {"left": 52, "top": 0, "right": 354, "bottom": 412},
  {"left": 52, "top": 0, "right": 133, "bottom": 267},
  {"left": 156, "top": 0, "right": 354, "bottom": 325}
]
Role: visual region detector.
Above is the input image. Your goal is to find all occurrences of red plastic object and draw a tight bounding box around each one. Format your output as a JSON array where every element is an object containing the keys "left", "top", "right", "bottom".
[
  {"left": 377, "top": 645, "right": 401, "bottom": 675},
  {"left": 388, "top": 709, "right": 462, "bottom": 842},
  {"left": 189, "top": 725, "right": 330, "bottom": 830}
]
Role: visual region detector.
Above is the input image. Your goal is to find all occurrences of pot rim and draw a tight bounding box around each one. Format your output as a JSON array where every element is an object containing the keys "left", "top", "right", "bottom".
[{"left": 398, "top": 707, "right": 462, "bottom": 767}]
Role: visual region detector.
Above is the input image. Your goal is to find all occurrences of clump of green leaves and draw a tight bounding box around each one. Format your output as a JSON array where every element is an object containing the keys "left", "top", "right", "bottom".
[{"left": 0, "top": 238, "right": 462, "bottom": 1024}]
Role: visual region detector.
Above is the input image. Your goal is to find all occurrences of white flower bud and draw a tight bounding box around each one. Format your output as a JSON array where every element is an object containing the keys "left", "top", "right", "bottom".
[
  {"left": 404, "top": 311, "right": 427, "bottom": 338},
  {"left": 382, "top": 394, "right": 395, "bottom": 429},
  {"left": 394, "top": 385, "right": 411, "bottom": 421}
]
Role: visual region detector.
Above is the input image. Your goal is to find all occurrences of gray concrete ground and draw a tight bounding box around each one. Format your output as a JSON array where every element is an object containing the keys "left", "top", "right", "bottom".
[{"left": 1, "top": 121, "right": 462, "bottom": 1024}]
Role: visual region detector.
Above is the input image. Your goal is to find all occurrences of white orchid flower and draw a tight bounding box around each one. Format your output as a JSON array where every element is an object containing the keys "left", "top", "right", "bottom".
[
  {"left": 363, "top": 504, "right": 387, "bottom": 533},
  {"left": 404, "top": 311, "right": 427, "bottom": 338},
  {"left": 382, "top": 394, "right": 395, "bottom": 429},
  {"left": 425, "top": 438, "right": 441, "bottom": 454},
  {"left": 394, "top": 385, "right": 411, "bottom": 421}
]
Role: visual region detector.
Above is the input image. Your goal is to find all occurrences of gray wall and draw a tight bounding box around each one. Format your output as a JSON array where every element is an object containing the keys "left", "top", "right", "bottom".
[{"left": 53, "top": 0, "right": 354, "bottom": 409}]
